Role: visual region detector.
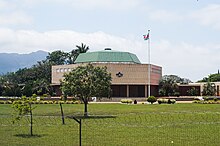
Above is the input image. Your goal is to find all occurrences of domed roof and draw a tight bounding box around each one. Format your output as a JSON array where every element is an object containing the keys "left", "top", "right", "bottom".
[{"left": 75, "top": 48, "right": 141, "bottom": 64}]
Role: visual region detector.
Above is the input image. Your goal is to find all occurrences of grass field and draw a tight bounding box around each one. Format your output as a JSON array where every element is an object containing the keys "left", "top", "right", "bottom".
[{"left": 0, "top": 103, "right": 220, "bottom": 146}]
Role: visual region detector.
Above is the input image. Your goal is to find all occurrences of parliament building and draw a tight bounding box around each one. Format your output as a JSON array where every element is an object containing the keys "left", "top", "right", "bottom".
[{"left": 51, "top": 48, "right": 162, "bottom": 98}]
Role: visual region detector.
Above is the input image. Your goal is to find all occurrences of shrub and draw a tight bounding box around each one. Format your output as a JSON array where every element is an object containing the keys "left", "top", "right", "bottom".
[
  {"left": 53, "top": 101, "right": 59, "bottom": 104},
  {"left": 170, "top": 99, "right": 176, "bottom": 104},
  {"left": 147, "top": 96, "right": 157, "bottom": 104},
  {"left": 0, "top": 101, "right": 4, "bottom": 104},
  {"left": 121, "top": 99, "right": 133, "bottom": 104},
  {"left": 58, "top": 101, "right": 65, "bottom": 104},
  {"left": 3, "top": 100, "right": 12, "bottom": 104},
  {"left": 32, "top": 94, "right": 37, "bottom": 98},
  {"left": 73, "top": 100, "right": 81, "bottom": 104},
  {"left": 203, "top": 97, "right": 209, "bottom": 101},
  {"left": 157, "top": 98, "right": 168, "bottom": 104},
  {"left": 214, "top": 98, "right": 218, "bottom": 102},
  {"left": 48, "top": 101, "right": 54, "bottom": 104},
  {"left": 157, "top": 98, "right": 175, "bottom": 104},
  {"left": 66, "top": 101, "right": 73, "bottom": 104},
  {"left": 43, "top": 94, "right": 48, "bottom": 97}
]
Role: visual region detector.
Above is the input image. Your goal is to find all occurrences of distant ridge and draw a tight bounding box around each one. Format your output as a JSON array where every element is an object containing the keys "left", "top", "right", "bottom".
[{"left": 0, "top": 50, "right": 48, "bottom": 74}]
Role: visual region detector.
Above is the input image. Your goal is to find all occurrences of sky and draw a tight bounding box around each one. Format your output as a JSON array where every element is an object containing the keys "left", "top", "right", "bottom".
[{"left": 0, "top": 0, "right": 220, "bottom": 82}]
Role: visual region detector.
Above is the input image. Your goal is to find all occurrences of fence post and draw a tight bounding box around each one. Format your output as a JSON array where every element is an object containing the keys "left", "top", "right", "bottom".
[
  {"left": 79, "top": 119, "right": 82, "bottom": 146},
  {"left": 70, "top": 116, "right": 82, "bottom": 146},
  {"left": 59, "top": 103, "right": 65, "bottom": 125}
]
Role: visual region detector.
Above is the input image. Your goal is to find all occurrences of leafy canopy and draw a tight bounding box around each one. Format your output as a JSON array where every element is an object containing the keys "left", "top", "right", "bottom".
[
  {"left": 61, "top": 64, "right": 112, "bottom": 116},
  {"left": 198, "top": 73, "right": 220, "bottom": 82},
  {"left": 159, "top": 75, "right": 191, "bottom": 96},
  {"left": 202, "top": 82, "right": 216, "bottom": 96}
]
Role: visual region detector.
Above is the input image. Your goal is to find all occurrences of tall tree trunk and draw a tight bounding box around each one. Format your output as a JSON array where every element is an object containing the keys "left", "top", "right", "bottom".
[{"left": 84, "top": 99, "right": 88, "bottom": 117}]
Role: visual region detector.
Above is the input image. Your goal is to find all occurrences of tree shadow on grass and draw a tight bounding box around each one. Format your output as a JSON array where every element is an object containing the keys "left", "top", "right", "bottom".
[
  {"left": 14, "top": 134, "right": 46, "bottom": 138},
  {"left": 67, "top": 115, "right": 117, "bottom": 120}
]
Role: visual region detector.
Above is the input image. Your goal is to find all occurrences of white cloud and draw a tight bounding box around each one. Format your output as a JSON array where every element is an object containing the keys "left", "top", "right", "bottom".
[
  {"left": 0, "top": 28, "right": 142, "bottom": 54},
  {"left": 148, "top": 10, "right": 183, "bottom": 23},
  {"left": 152, "top": 40, "right": 220, "bottom": 81},
  {"left": 191, "top": 4, "right": 220, "bottom": 30},
  {"left": 72, "top": 0, "right": 141, "bottom": 10},
  {"left": 18, "top": 0, "right": 141, "bottom": 11},
  {"left": 0, "top": 11, "right": 33, "bottom": 25},
  {"left": 0, "top": 0, "right": 16, "bottom": 10}
]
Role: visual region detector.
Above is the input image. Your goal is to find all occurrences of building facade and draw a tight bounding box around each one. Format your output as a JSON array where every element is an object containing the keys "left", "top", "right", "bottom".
[
  {"left": 51, "top": 49, "right": 162, "bottom": 98},
  {"left": 179, "top": 82, "right": 220, "bottom": 96}
]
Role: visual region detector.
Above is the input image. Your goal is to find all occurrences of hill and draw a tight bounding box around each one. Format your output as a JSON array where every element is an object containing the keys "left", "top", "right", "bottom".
[{"left": 0, "top": 50, "right": 48, "bottom": 74}]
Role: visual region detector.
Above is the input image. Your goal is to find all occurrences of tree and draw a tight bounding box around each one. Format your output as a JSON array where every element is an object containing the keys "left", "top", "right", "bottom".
[
  {"left": 67, "top": 43, "right": 89, "bottom": 64},
  {"left": 197, "top": 72, "right": 220, "bottom": 82},
  {"left": 12, "top": 96, "right": 35, "bottom": 136},
  {"left": 147, "top": 96, "right": 157, "bottom": 104},
  {"left": 187, "top": 87, "right": 199, "bottom": 96},
  {"left": 158, "top": 75, "right": 180, "bottom": 96},
  {"left": 158, "top": 75, "right": 192, "bottom": 96},
  {"left": 67, "top": 49, "right": 78, "bottom": 64},
  {"left": 46, "top": 50, "right": 68, "bottom": 65},
  {"left": 76, "top": 43, "right": 89, "bottom": 53},
  {"left": 61, "top": 64, "right": 112, "bottom": 116},
  {"left": 202, "top": 82, "right": 216, "bottom": 96}
]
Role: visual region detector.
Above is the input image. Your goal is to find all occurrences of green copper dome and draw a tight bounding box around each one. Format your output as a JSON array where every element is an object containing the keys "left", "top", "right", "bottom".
[{"left": 75, "top": 48, "right": 141, "bottom": 64}]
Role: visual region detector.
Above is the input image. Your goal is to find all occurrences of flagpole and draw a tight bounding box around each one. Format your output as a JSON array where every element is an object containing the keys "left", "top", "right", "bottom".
[{"left": 148, "top": 29, "right": 151, "bottom": 97}]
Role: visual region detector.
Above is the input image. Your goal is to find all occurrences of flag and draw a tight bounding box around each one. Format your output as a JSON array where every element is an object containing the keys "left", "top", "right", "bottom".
[{"left": 143, "top": 33, "right": 149, "bottom": 40}]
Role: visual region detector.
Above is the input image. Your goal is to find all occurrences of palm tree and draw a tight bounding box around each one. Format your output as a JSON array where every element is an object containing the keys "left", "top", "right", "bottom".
[
  {"left": 76, "top": 43, "right": 89, "bottom": 53},
  {"left": 67, "top": 43, "right": 89, "bottom": 64}
]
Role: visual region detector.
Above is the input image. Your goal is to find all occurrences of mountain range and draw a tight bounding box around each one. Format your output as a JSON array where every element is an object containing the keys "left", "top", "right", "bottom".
[{"left": 0, "top": 50, "right": 48, "bottom": 74}]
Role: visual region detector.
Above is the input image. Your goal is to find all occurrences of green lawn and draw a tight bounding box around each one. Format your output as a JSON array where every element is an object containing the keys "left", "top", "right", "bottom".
[{"left": 0, "top": 103, "right": 220, "bottom": 146}]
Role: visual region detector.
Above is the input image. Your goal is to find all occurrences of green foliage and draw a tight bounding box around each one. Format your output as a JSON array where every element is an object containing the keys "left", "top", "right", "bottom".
[
  {"left": 67, "top": 43, "right": 90, "bottom": 64},
  {"left": 193, "top": 97, "right": 220, "bottom": 104},
  {"left": 120, "top": 99, "right": 133, "bottom": 104},
  {"left": 198, "top": 73, "right": 220, "bottom": 82},
  {"left": 0, "top": 44, "right": 90, "bottom": 97},
  {"left": 46, "top": 50, "right": 68, "bottom": 65},
  {"left": 202, "top": 82, "right": 216, "bottom": 96},
  {"left": 159, "top": 75, "right": 180, "bottom": 96},
  {"left": 157, "top": 98, "right": 176, "bottom": 104},
  {"left": 187, "top": 87, "right": 199, "bottom": 96},
  {"left": 22, "top": 83, "right": 33, "bottom": 97},
  {"left": 147, "top": 96, "right": 157, "bottom": 104},
  {"left": 61, "top": 64, "right": 112, "bottom": 116},
  {"left": 32, "top": 94, "right": 38, "bottom": 98},
  {"left": 12, "top": 96, "right": 34, "bottom": 122}
]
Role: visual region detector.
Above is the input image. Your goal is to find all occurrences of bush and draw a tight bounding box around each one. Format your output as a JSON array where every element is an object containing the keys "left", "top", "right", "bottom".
[
  {"left": 58, "top": 101, "right": 65, "bottom": 104},
  {"left": 170, "top": 99, "right": 176, "bottom": 104},
  {"left": 157, "top": 98, "right": 167, "bottom": 104},
  {"left": 48, "top": 101, "right": 54, "bottom": 104},
  {"left": 53, "top": 101, "right": 59, "bottom": 104},
  {"left": 147, "top": 96, "right": 157, "bottom": 104},
  {"left": 2, "top": 100, "right": 12, "bottom": 104},
  {"left": 157, "top": 98, "right": 176, "bottom": 104},
  {"left": 73, "top": 100, "right": 81, "bottom": 104},
  {"left": 121, "top": 99, "right": 133, "bottom": 104},
  {"left": 65, "top": 101, "right": 73, "bottom": 104},
  {"left": 0, "top": 101, "right": 4, "bottom": 104},
  {"left": 214, "top": 98, "right": 218, "bottom": 102},
  {"left": 203, "top": 97, "right": 209, "bottom": 101},
  {"left": 32, "top": 94, "right": 37, "bottom": 98}
]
